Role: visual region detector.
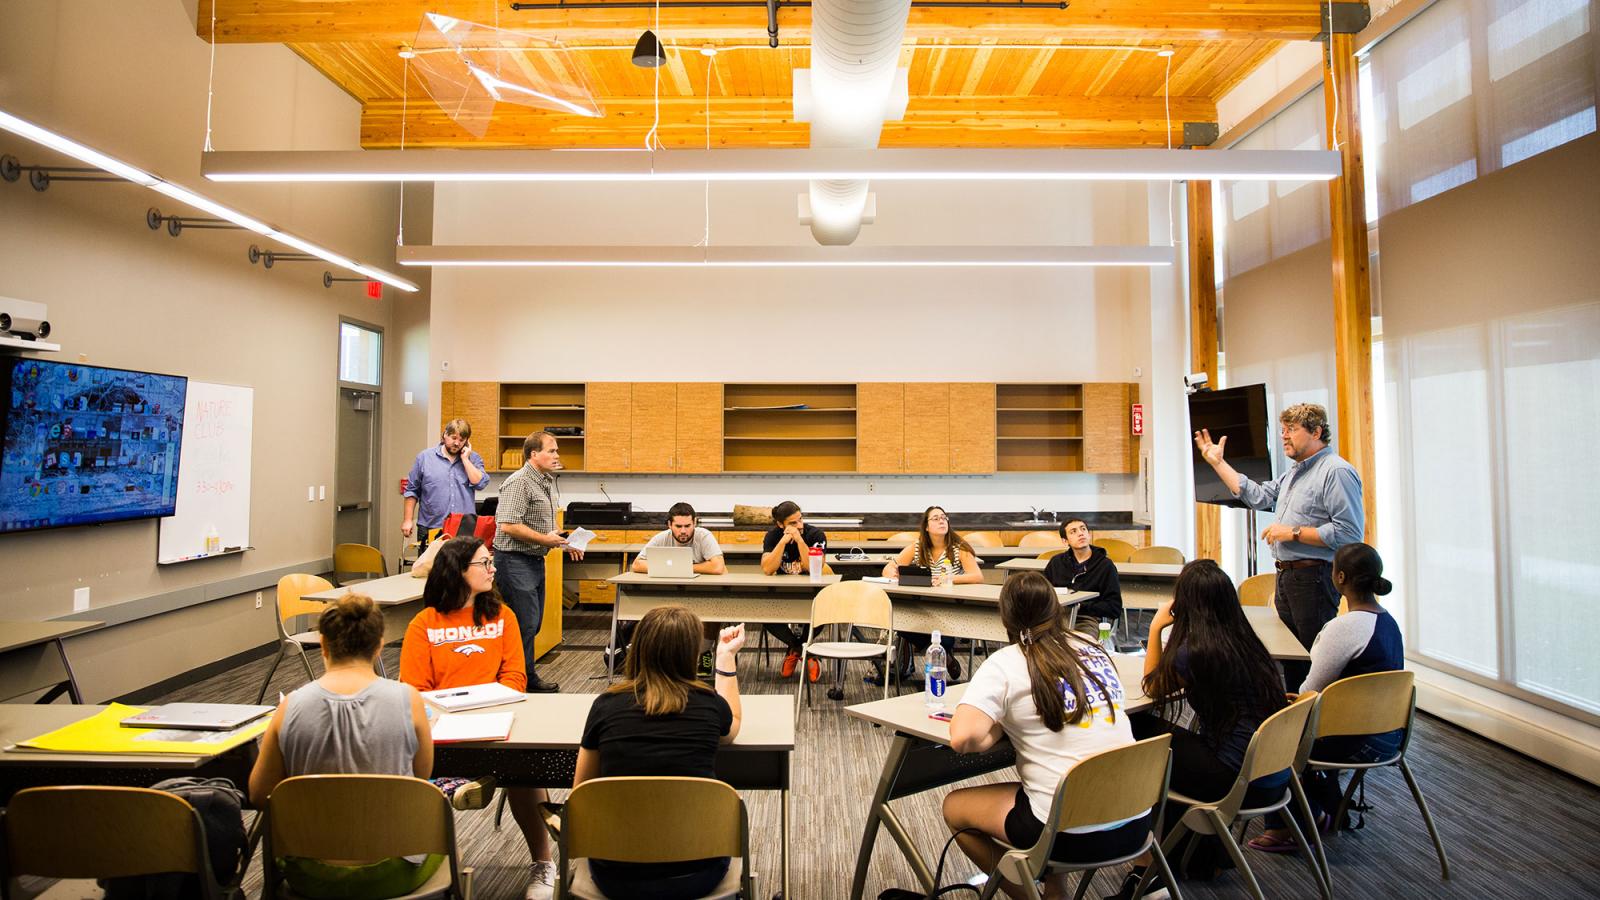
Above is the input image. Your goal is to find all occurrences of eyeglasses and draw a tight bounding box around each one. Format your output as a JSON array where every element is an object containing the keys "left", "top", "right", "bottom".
[{"left": 468, "top": 559, "right": 495, "bottom": 572}]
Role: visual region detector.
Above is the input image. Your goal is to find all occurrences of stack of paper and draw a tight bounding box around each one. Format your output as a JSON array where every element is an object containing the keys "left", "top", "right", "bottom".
[
  {"left": 431, "top": 712, "right": 515, "bottom": 744},
  {"left": 421, "top": 682, "right": 526, "bottom": 712}
]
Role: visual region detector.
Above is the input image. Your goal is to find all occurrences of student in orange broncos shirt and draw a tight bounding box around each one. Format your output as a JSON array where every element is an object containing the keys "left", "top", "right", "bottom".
[{"left": 400, "top": 537, "right": 555, "bottom": 900}]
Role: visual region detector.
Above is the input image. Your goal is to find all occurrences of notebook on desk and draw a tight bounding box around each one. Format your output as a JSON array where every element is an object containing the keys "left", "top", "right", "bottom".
[
  {"left": 119, "top": 703, "right": 274, "bottom": 731},
  {"left": 421, "top": 682, "right": 525, "bottom": 712},
  {"left": 648, "top": 546, "right": 699, "bottom": 579}
]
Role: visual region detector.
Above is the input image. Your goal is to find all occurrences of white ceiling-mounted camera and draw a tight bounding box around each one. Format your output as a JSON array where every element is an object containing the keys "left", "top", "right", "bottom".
[
  {"left": 0, "top": 297, "right": 51, "bottom": 341},
  {"left": 1183, "top": 372, "right": 1210, "bottom": 394}
]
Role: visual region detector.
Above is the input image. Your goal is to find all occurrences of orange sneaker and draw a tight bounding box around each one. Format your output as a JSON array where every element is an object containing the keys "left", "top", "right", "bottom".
[
  {"left": 781, "top": 650, "right": 801, "bottom": 678},
  {"left": 807, "top": 658, "right": 821, "bottom": 683}
]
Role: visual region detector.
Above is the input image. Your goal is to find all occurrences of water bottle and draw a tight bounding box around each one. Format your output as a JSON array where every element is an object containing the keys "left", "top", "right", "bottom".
[
  {"left": 925, "top": 630, "right": 949, "bottom": 710},
  {"left": 808, "top": 543, "right": 824, "bottom": 581},
  {"left": 1098, "top": 620, "right": 1116, "bottom": 657}
]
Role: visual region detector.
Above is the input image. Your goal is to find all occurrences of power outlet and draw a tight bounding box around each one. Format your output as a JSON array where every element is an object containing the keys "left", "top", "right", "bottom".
[
  {"left": 598, "top": 481, "right": 605, "bottom": 494},
  {"left": 73, "top": 586, "right": 91, "bottom": 612},
  {"left": 867, "top": 481, "right": 876, "bottom": 493},
  {"left": 255, "top": 591, "right": 264, "bottom": 609}
]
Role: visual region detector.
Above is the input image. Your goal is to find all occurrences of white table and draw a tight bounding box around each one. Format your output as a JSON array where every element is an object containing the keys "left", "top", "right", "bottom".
[
  {"left": 845, "top": 655, "right": 1149, "bottom": 899},
  {"left": 304, "top": 573, "right": 427, "bottom": 644}
]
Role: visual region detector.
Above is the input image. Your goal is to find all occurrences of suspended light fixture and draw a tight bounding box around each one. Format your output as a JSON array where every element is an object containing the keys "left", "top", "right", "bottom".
[{"left": 632, "top": 30, "right": 667, "bottom": 67}]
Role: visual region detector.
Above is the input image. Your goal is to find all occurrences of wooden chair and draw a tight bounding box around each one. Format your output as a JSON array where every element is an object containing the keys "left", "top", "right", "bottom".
[
  {"left": 1093, "top": 538, "right": 1137, "bottom": 562},
  {"left": 886, "top": 531, "right": 918, "bottom": 543},
  {"left": 1018, "top": 531, "right": 1067, "bottom": 548},
  {"left": 0, "top": 786, "right": 237, "bottom": 900},
  {"left": 1131, "top": 546, "right": 1185, "bottom": 565},
  {"left": 1037, "top": 548, "right": 1066, "bottom": 561},
  {"left": 796, "top": 581, "right": 896, "bottom": 723},
  {"left": 262, "top": 775, "right": 471, "bottom": 900},
  {"left": 1161, "top": 693, "right": 1329, "bottom": 900},
  {"left": 255, "top": 574, "right": 333, "bottom": 704},
  {"left": 980, "top": 735, "right": 1181, "bottom": 900},
  {"left": 1309, "top": 671, "right": 1449, "bottom": 883},
  {"left": 963, "top": 531, "right": 1004, "bottom": 548},
  {"left": 1238, "top": 573, "right": 1277, "bottom": 607},
  {"left": 542, "top": 777, "right": 752, "bottom": 900},
  {"left": 333, "top": 542, "right": 387, "bottom": 586}
]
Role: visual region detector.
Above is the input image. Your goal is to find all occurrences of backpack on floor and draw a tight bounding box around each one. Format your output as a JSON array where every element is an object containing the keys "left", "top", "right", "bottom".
[{"left": 101, "top": 777, "right": 248, "bottom": 899}]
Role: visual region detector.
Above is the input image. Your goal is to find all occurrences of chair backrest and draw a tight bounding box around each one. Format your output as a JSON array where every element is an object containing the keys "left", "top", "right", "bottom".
[
  {"left": 1037, "top": 548, "right": 1066, "bottom": 561},
  {"left": 810, "top": 581, "right": 893, "bottom": 632},
  {"left": 1052, "top": 734, "right": 1173, "bottom": 833},
  {"left": 1316, "top": 670, "right": 1415, "bottom": 739},
  {"left": 1093, "top": 538, "right": 1137, "bottom": 562},
  {"left": 3, "top": 786, "right": 214, "bottom": 886},
  {"left": 1130, "top": 545, "right": 1185, "bottom": 565},
  {"left": 1018, "top": 531, "right": 1066, "bottom": 548},
  {"left": 265, "top": 775, "right": 459, "bottom": 873},
  {"left": 1238, "top": 572, "right": 1277, "bottom": 607},
  {"left": 563, "top": 777, "right": 746, "bottom": 865},
  {"left": 276, "top": 574, "right": 333, "bottom": 632},
  {"left": 887, "top": 531, "right": 918, "bottom": 543},
  {"left": 333, "top": 543, "right": 386, "bottom": 584},
  {"left": 963, "top": 531, "right": 1004, "bottom": 548},
  {"left": 1240, "top": 693, "right": 1319, "bottom": 785}
]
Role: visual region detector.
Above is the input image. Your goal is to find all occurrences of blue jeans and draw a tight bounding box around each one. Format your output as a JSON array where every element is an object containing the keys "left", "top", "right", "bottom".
[{"left": 494, "top": 550, "right": 546, "bottom": 682}]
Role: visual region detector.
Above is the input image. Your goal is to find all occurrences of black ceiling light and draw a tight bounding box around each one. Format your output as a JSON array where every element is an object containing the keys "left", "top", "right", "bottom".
[{"left": 632, "top": 30, "right": 667, "bottom": 68}]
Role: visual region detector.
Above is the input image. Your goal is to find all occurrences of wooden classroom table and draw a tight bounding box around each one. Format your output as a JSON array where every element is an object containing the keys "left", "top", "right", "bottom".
[
  {"left": 844, "top": 654, "right": 1150, "bottom": 900},
  {"left": 0, "top": 703, "right": 256, "bottom": 802},
  {"left": 432, "top": 693, "right": 795, "bottom": 899},
  {"left": 0, "top": 620, "right": 103, "bottom": 704}
]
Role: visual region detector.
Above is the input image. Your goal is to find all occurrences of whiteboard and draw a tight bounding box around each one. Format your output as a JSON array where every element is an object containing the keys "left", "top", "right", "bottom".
[{"left": 158, "top": 381, "right": 253, "bottom": 564}]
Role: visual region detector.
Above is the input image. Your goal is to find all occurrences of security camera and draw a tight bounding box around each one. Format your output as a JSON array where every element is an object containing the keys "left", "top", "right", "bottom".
[{"left": 1183, "top": 372, "right": 1210, "bottom": 393}]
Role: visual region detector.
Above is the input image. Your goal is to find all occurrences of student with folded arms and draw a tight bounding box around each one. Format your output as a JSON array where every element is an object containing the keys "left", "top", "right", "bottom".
[
  {"left": 881, "top": 506, "right": 983, "bottom": 682},
  {"left": 249, "top": 593, "right": 438, "bottom": 899},
  {"left": 760, "top": 500, "right": 826, "bottom": 681},
  {"left": 399, "top": 537, "right": 555, "bottom": 900},
  {"left": 1250, "top": 542, "right": 1404, "bottom": 853},
  {"left": 941, "top": 572, "right": 1143, "bottom": 900},
  {"left": 575, "top": 607, "right": 746, "bottom": 899}
]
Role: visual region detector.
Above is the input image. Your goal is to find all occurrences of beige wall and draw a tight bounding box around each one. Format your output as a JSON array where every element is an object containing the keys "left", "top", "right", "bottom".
[{"left": 0, "top": 1, "right": 425, "bottom": 700}]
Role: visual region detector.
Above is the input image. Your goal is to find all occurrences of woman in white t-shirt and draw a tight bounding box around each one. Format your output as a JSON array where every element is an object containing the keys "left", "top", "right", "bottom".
[{"left": 942, "top": 571, "right": 1146, "bottom": 899}]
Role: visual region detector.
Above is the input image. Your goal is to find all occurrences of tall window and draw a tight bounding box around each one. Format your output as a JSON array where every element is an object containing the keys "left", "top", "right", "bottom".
[{"left": 339, "top": 321, "right": 382, "bottom": 386}]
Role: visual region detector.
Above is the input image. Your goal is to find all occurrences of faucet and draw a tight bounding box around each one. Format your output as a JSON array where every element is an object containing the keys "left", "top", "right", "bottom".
[{"left": 1028, "top": 506, "right": 1056, "bottom": 523}]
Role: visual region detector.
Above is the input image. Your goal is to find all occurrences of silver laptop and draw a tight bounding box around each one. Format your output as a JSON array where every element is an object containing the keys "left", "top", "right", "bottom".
[
  {"left": 120, "top": 703, "right": 274, "bottom": 731},
  {"left": 647, "top": 545, "right": 699, "bottom": 579}
]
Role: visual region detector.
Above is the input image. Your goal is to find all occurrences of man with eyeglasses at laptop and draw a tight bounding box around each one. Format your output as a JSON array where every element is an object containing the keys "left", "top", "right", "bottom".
[
  {"left": 625, "top": 502, "right": 727, "bottom": 675},
  {"left": 1042, "top": 517, "right": 1123, "bottom": 631}
]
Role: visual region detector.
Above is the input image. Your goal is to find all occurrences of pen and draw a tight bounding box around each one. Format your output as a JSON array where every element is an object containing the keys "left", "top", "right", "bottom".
[{"left": 439, "top": 691, "right": 470, "bottom": 697}]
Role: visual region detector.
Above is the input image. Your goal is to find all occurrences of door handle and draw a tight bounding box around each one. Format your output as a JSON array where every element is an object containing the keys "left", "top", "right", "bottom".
[{"left": 336, "top": 502, "right": 372, "bottom": 512}]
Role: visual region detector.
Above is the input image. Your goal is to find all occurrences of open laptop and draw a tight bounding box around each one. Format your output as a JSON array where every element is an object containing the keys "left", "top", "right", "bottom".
[
  {"left": 120, "top": 703, "right": 274, "bottom": 731},
  {"left": 647, "top": 545, "right": 700, "bottom": 579}
]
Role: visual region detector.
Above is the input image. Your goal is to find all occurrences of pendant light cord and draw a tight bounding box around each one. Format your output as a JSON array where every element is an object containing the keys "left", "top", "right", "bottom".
[
  {"left": 645, "top": 0, "right": 663, "bottom": 154},
  {"left": 397, "top": 55, "right": 409, "bottom": 246},
  {"left": 204, "top": 0, "right": 217, "bottom": 151},
  {"left": 1165, "top": 52, "right": 1176, "bottom": 246},
  {"left": 695, "top": 54, "right": 715, "bottom": 252}
]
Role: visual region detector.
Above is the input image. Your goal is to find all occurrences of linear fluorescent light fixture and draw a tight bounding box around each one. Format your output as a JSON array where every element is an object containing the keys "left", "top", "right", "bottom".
[
  {"left": 203, "top": 148, "right": 1343, "bottom": 184},
  {"left": 397, "top": 245, "right": 1174, "bottom": 268},
  {"left": 0, "top": 109, "right": 418, "bottom": 293}
]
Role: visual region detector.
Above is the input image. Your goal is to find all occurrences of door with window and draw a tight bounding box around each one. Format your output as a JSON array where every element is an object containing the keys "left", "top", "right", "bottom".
[{"left": 336, "top": 321, "right": 382, "bottom": 550}]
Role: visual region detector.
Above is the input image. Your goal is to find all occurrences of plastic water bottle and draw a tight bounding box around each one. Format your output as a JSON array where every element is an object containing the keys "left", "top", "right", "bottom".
[
  {"left": 808, "top": 543, "right": 824, "bottom": 581},
  {"left": 925, "top": 630, "right": 949, "bottom": 710},
  {"left": 1098, "top": 621, "right": 1116, "bottom": 657}
]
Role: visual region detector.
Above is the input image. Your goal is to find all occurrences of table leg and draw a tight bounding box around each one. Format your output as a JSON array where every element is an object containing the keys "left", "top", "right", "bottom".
[
  {"left": 607, "top": 594, "right": 620, "bottom": 679},
  {"left": 781, "top": 786, "right": 790, "bottom": 899},
  {"left": 57, "top": 638, "right": 82, "bottom": 704},
  {"left": 851, "top": 734, "right": 922, "bottom": 900}
]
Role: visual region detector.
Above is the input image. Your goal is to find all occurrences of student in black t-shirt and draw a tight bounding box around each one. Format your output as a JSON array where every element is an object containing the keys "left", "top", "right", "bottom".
[
  {"left": 1042, "top": 518, "right": 1124, "bottom": 627},
  {"left": 759, "top": 500, "right": 827, "bottom": 682},
  {"left": 576, "top": 606, "right": 745, "bottom": 900}
]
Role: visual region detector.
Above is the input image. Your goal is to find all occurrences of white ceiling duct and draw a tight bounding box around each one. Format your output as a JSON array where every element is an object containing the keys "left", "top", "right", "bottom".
[{"left": 793, "top": 0, "right": 912, "bottom": 245}]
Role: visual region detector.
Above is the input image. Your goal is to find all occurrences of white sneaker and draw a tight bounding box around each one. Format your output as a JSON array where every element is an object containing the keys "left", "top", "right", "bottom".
[{"left": 525, "top": 859, "right": 556, "bottom": 900}]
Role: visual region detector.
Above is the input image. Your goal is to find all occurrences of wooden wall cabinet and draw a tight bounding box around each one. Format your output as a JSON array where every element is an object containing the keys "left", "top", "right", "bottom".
[
  {"left": 903, "top": 383, "right": 952, "bottom": 473},
  {"left": 629, "top": 382, "right": 677, "bottom": 473},
  {"left": 856, "top": 383, "right": 905, "bottom": 473},
  {"left": 1083, "top": 382, "right": 1140, "bottom": 474},
  {"left": 437, "top": 381, "right": 499, "bottom": 463},
  {"left": 950, "top": 382, "right": 997, "bottom": 474},
  {"left": 675, "top": 382, "right": 724, "bottom": 472},
  {"left": 585, "top": 382, "right": 632, "bottom": 472}
]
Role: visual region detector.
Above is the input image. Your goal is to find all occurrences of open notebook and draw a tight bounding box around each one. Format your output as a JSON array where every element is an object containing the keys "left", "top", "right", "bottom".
[{"left": 421, "top": 682, "right": 525, "bottom": 712}]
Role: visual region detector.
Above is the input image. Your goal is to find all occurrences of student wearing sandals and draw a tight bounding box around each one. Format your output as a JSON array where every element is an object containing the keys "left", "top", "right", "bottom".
[
  {"left": 881, "top": 506, "right": 984, "bottom": 683},
  {"left": 249, "top": 593, "right": 439, "bottom": 899},
  {"left": 1111, "top": 559, "right": 1290, "bottom": 898},
  {"left": 398, "top": 537, "right": 556, "bottom": 900},
  {"left": 575, "top": 607, "right": 746, "bottom": 899},
  {"left": 941, "top": 572, "right": 1145, "bottom": 900},
  {"left": 1249, "top": 542, "right": 1404, "bottom": 854}
]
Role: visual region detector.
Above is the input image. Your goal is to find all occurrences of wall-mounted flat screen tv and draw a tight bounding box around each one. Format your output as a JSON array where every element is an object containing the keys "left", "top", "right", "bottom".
[
  {"left": 0, "top": 359, "right": 187, "bottom": 534},
  {"left": 1189, "top": 383, "right": 1275, "bottom": 507}
]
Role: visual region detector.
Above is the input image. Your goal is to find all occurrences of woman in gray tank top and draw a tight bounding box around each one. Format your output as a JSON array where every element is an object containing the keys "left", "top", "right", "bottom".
[{"left": 249, "top": 593, "right": 437, "bottom": 899}]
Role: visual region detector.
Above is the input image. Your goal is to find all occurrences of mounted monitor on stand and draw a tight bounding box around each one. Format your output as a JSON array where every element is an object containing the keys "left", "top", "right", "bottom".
[{"left": 1188, "top": 383, "right": 1273, "bottom": 577}]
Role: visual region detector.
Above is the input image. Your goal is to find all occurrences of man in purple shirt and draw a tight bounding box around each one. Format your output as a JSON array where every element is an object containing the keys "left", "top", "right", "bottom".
[{"left": 402, "top": 418, "right": 489, "bottom": 552}]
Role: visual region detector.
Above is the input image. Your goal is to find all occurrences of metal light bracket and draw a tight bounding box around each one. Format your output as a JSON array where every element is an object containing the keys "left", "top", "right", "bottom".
[
  {"left": 1181, "top": 122, "right": 1221, "bottom": 148},
  {"left": 323, "top": 271, "right": 369, "bottom": 288},
  {"left": 147, "top": 207, "right": 247, "bottom": 237},
  {"left": 1, "top": 155, "right": 123, "bottom": 191},
  {"left": 1316, "top": 1, "right": 1373, "bottom": 38},
  {"left": 248, "top": 245, "right": 318, "bottom": 269}
]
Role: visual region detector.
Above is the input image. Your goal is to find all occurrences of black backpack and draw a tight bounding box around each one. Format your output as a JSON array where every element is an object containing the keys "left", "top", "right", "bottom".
[{"left": 102, "top": 777, "right": 248, "bottom": 899}]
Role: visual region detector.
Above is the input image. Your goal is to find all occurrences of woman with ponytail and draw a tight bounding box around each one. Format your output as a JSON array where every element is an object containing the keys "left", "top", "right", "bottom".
[
  {"left": 1249, "top": 542, "right": 1405, "bottom": 853},
  {"left": 941, "top": 572, "right": 1143, "bottom": 899}
]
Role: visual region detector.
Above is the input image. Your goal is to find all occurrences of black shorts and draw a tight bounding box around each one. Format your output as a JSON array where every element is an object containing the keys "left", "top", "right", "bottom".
[{"left": 1002, "top": 785, "right": 1153, "bottom": 863}]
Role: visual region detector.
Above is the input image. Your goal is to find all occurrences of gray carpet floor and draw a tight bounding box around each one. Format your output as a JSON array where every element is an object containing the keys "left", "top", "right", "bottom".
[{"left": 150, "top": 615, "right": 1600, "bottom": 899}]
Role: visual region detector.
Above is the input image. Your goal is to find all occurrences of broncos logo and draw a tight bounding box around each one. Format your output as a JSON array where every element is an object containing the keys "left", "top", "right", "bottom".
[{"left": 454, "top": 644, "right": 487, "bottom": 656}]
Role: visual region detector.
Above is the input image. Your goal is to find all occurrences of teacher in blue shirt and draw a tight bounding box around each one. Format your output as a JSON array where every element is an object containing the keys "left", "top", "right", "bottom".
[
  {"left": 402, "top": 418, "right": 489, "bottom": 552},
  {"left": 1194, "top": 402, "right": 1364, "bottom": 685}
]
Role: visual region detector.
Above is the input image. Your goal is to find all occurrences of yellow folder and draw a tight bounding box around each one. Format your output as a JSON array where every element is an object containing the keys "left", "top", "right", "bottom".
[{"left": 17, "top": 703, "right": 269, "bottom": 755}]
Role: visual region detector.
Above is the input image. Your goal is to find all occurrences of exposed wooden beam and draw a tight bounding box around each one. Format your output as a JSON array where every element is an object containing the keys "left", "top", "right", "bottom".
[
  {"left": 1186, "top": 178, "right": 1222, "bottom": 562},
  {"left": 1323, "top": 33, "right": 1376, "bottom": 541},
  {"left": 360, "top": 95, "right": 1216, "bottom": 148},
  {"left": 200, "top": 0, "right": 1339, "bottom": 44}
]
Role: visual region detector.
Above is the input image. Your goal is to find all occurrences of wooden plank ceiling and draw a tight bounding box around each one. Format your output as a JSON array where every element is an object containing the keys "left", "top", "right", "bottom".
[{"left": 200, "top": 1, "right": 1317, "bottom": 149}]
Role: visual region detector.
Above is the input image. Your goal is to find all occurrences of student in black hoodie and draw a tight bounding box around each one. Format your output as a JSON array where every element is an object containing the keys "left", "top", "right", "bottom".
[{"left": 1042, "top": 518, "right": 1123, "bottom": 627}]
